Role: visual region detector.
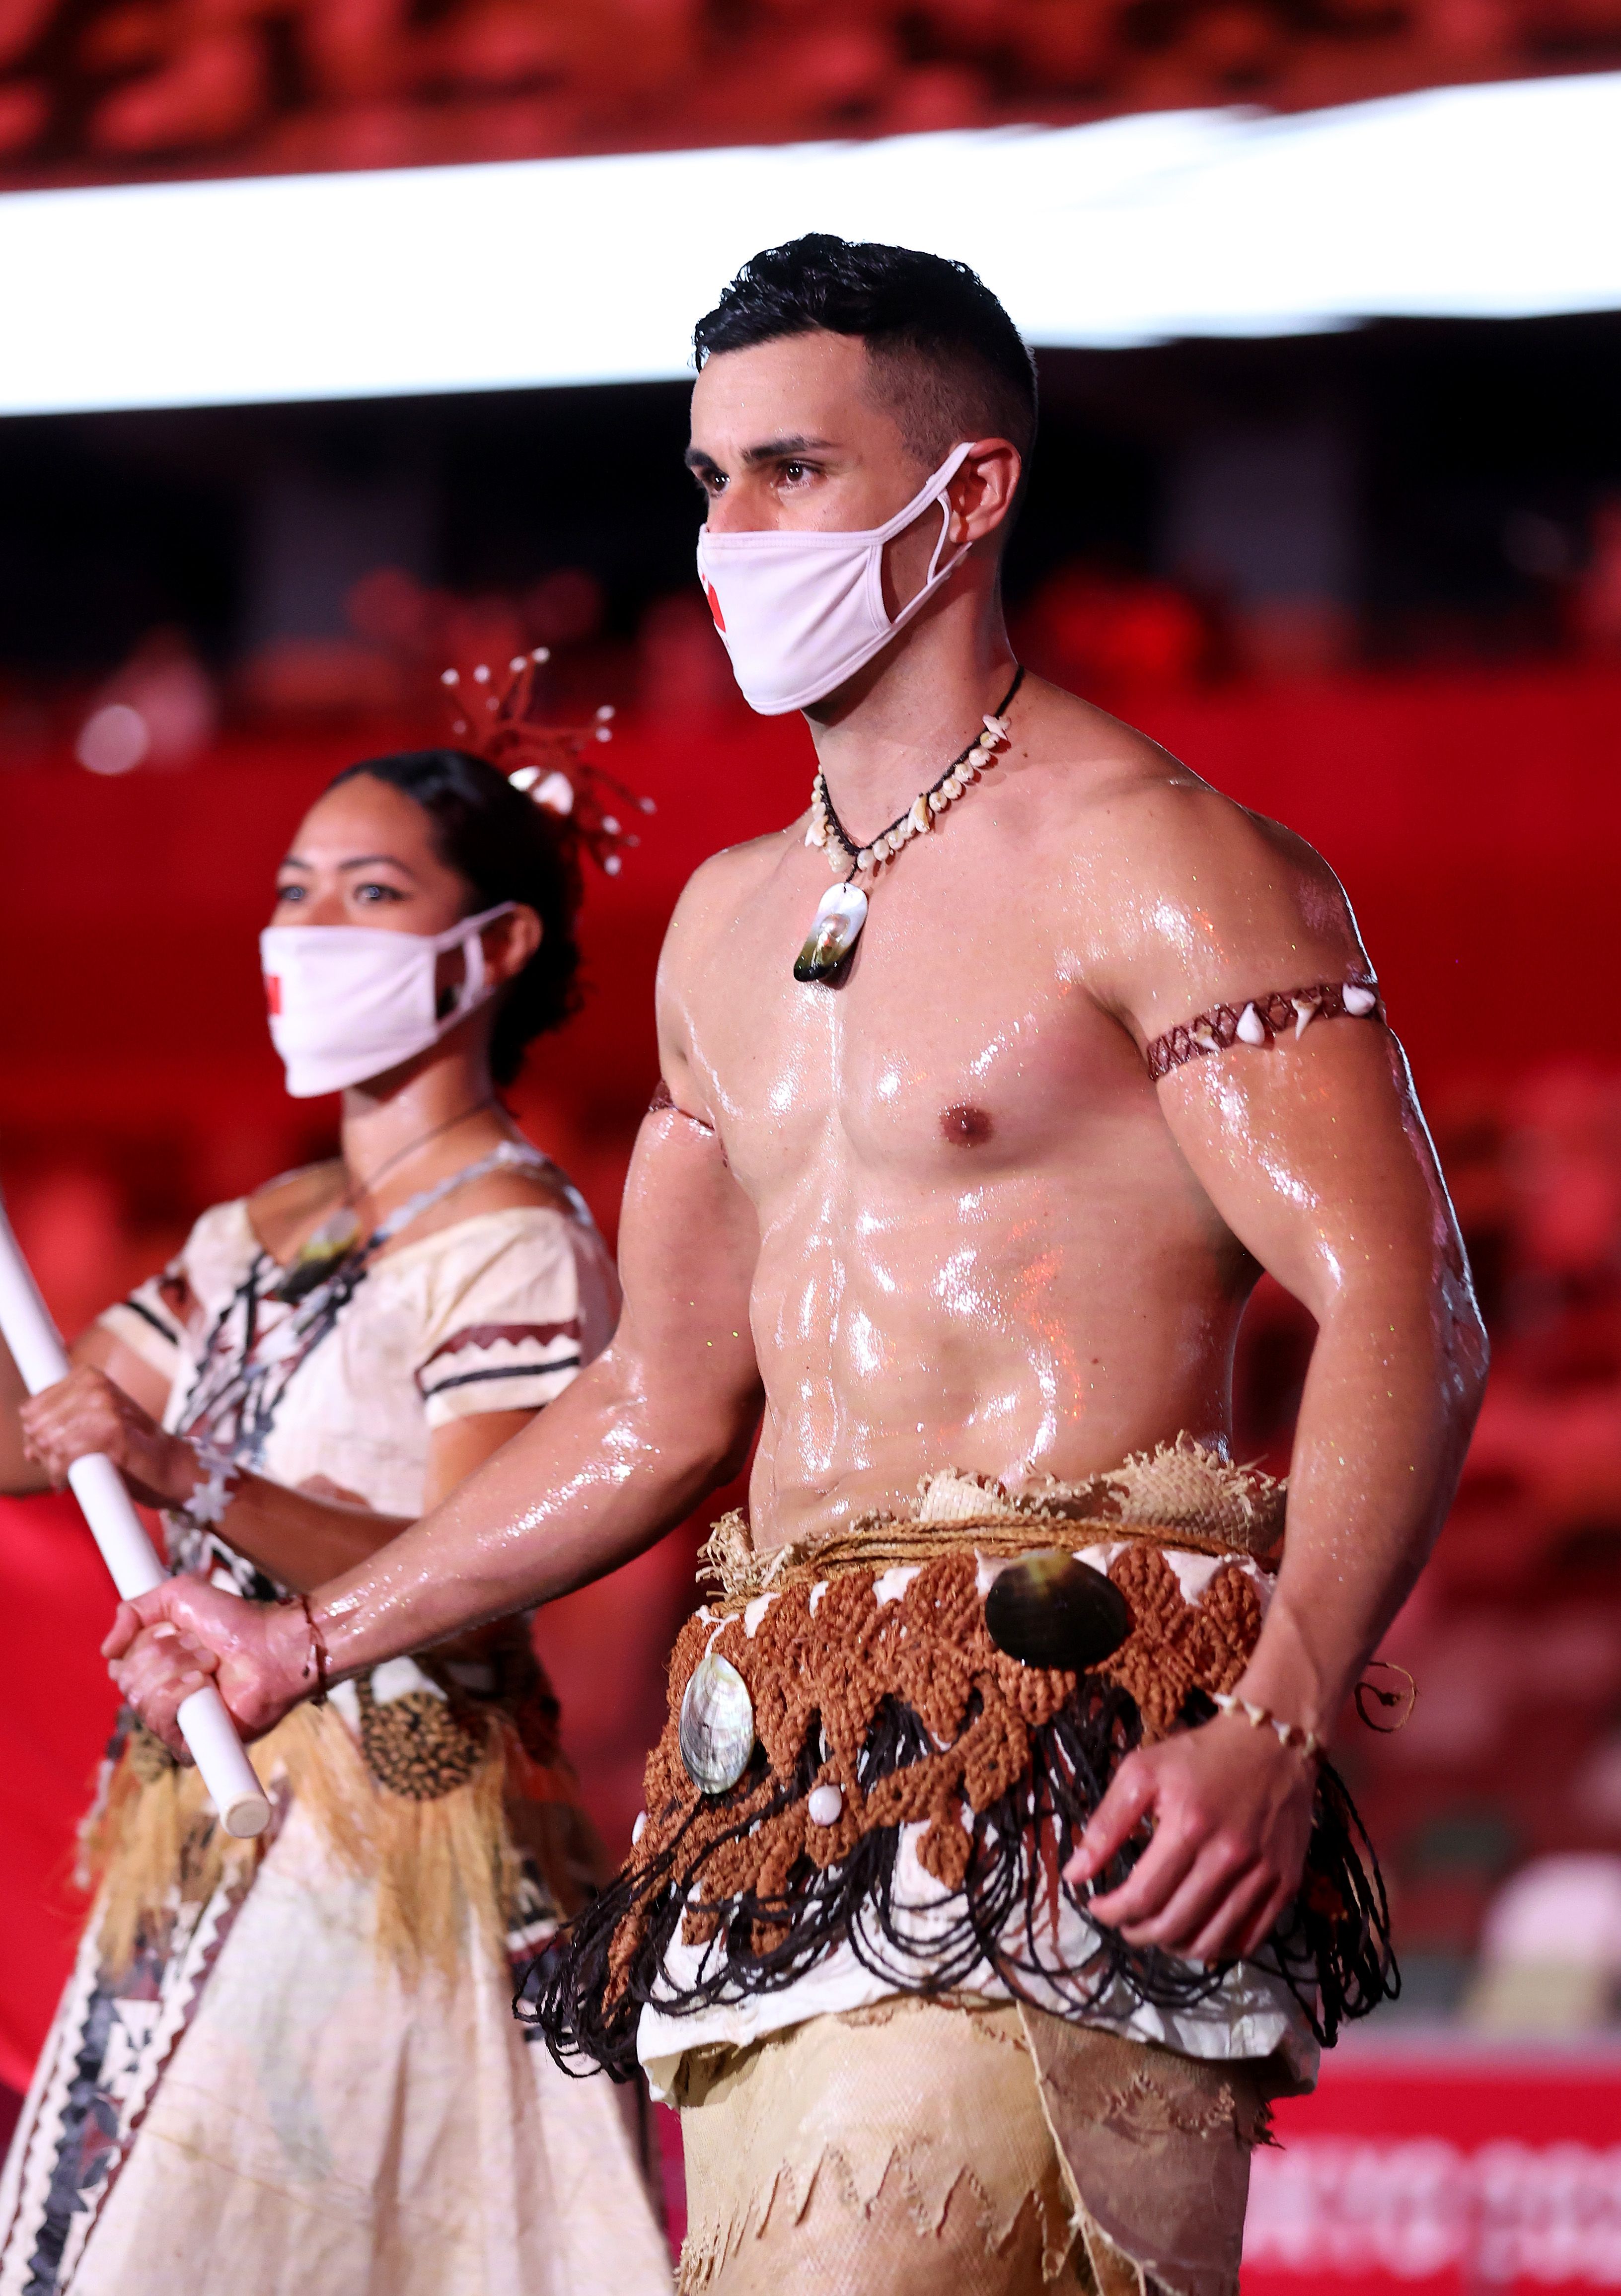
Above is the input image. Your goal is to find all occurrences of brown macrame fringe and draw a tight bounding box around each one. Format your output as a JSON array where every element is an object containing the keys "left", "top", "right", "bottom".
[{"left": 527, "top": 1534, "right": 1394, "bottom": 2080}]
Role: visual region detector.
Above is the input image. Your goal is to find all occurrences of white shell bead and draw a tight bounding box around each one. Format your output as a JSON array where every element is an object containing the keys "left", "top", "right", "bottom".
[
  {"left": 632, "top": 1811, "right": 647, "bottom": 1844},
  {"left": 1293, "top": 996, "right": 1318, "bottom": 1039},
  {"left": 911, "top": 796, "right": 931, "bottom": 832},
  {"left": 1343, "top": 982, "right": 1377, "bottom": 1015},
  {"left": 808, "top": 1782, "right": 843, "bottom": 1826},
  {"left": 928, "top": 790, "right": 946, "bottom": 813},
  {"left": 857, "top": 848, "right": 874, "bottom": 870},
  {"left": 1236, "top": 1004, "right": 1267, "bottom": 1046},
  {"left": 678, "top": 1650, "right": 756, "bottom": 1794}
]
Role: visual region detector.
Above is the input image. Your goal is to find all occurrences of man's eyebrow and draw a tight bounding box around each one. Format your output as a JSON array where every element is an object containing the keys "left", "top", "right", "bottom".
[
  {"left": 741, "top": 434, "right": 837, "bottom": 466},
  {"left": 683, "top": 434, "right": 836, "bottom": 472}
]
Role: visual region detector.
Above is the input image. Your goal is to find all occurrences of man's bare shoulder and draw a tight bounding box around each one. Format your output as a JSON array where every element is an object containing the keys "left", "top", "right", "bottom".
[
  {"left": 653, "top": 826, "right": 797, "bottom": 1084},
  {"left": 1020, "top": 680, "right": 1367, "bottom": 1037},
  {"left": 652, "top": 822, "right": 790, "bottom": 973}
]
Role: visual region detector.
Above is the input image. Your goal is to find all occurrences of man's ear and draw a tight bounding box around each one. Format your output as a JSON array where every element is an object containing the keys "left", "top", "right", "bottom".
[
  {"left": 487, "top": 904, "right": 542, "bottom": 982},
  {"left": 954, "top": 438, "right": 1022, "bottom": 547}
]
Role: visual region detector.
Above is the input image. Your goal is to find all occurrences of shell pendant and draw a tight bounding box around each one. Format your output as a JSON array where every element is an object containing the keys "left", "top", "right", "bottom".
[
  {"left": 794, "top": 883, "right": 868, "bottom": 984},
  {"left": 678, "top": 1650, "right": 756, "bottom": 1794}
]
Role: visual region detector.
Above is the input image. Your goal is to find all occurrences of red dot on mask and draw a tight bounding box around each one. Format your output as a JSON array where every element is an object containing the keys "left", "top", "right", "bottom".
[{"left": 705, "top": 582, "right": 726, "bottom": 634}]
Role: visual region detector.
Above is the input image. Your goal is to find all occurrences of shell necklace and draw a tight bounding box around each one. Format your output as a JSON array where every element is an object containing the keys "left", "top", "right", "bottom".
[{"left": 795, "top": 664, "right": 1025, "bottom": 984}]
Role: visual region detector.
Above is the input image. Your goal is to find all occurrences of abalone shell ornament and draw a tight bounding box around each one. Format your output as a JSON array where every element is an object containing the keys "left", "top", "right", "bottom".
[
  {"left": 678, "top": 1650, "right": 756, "bottom": 1794},
  {"left": 984, "top": 1551, "right": 1132, "bottom": 1672},
  {"left": 794, "top": 883, "right": 868, "bottom": 984}
]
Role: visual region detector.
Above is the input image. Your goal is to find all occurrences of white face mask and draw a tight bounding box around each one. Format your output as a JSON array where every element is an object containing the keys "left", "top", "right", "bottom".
[
  {"left": 695, "top": 442, "right": 973, "bottom": 716},
  {"left": 260, "top": 904, "right": 515, "bottom": 1098}
]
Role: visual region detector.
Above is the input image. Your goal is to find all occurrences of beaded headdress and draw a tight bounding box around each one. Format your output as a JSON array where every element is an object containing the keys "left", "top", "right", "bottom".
[{"left": 442, "top": 646, "right": 653, "bottom": 877}]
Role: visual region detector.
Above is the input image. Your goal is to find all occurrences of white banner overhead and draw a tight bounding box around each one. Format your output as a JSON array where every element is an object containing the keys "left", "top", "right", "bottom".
[{"left": 1, "top": 70, "right": 1619, "bottom": 416}]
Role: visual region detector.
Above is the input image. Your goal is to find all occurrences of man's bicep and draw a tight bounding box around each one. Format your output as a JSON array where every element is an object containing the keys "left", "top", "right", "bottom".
[
  {"left": 1103, "top": 791, "right": 1370, "bottom": 1055},
  {"left": 607, "top": 1100, "right": 762, "bottom": 1437},
  {"left": 1157, "top": 1018, "right": 1460, "bottom": 1318}
]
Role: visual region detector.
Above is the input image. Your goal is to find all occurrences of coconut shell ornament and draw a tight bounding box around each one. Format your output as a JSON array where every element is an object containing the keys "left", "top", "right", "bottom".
[{"left": 984, "top": 1551, "right": 1131, "bottom": 1673}]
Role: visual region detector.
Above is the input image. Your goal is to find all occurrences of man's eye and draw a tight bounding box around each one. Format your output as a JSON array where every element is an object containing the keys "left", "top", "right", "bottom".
[
  {"left": 782, "top": 461, "right": 807, "bottom": 483},
  {"left": 355, "top": 882, "right": 403, "bottom": 904},
  {"left": 275, "top": 882, "right": 304, "bottom": 903}
]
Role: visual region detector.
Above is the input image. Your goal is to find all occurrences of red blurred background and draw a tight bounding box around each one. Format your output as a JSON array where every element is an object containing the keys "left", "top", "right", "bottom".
[{"left": 6, "top": 6, "right": 1621, "bottom": 2284}]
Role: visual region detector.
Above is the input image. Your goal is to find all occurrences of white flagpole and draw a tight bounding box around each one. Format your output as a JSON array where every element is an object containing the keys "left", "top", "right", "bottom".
[{"left": 0, "top": 1205, "right": 270, "bottom": 1838}]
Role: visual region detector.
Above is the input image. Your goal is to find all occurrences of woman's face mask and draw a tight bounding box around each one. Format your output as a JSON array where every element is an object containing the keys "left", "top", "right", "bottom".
[
  {"left": 695, "top": 442, "right": 973, "bottom": 716},
  {"left": 260, "top": 905, "right": 515, "bottom": 1099}
]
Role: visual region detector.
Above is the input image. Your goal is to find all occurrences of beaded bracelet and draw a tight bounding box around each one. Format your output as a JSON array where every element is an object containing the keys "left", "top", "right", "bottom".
[{"left": 1211, "top": 1691, "right": 1322, "bottom": 1761}]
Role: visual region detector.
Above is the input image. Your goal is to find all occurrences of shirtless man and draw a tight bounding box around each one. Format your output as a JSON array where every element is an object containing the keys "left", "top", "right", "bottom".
[{"left": 105, "top": 235, "right": 1486, "bottom": 2295}]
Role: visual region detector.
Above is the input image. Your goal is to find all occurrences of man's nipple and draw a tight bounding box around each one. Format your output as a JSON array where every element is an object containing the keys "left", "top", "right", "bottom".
[{"left": 941, "top": 1103, "right": 994, "bottom": 1146}]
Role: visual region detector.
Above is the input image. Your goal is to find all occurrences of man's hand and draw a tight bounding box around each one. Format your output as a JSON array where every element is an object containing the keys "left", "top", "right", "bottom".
[
  {"left": 103, "top": 1578, "right": 310, "bottom": 1754},
  {"left": 1064, "top": 1713, "right": 1315, "bottom": 1965},
  {"left": 21, "top": 1366, "right": 194, "bottom": 1510}
]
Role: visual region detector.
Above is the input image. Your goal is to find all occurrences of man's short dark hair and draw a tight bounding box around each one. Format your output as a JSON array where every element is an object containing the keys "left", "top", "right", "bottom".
[{"left": 693, "top": 233, "right": 1037, "bottom": 473}]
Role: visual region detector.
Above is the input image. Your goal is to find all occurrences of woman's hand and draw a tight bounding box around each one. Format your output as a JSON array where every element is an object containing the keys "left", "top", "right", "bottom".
[
  {"left": 20, "top": 1367, "right": 194, "bottom": 1510},
  {"left": 1064, "top": 1712, "right": 1316, "bottom": 1966},
  {"left": 103, "top": 1578, "right": 313, "bottom": 1752}
]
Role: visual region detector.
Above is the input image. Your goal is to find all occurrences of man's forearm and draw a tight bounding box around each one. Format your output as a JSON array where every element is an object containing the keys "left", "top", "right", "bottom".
[
  {"left": 302, "top": 1355, "right": 753, "bottom": 1681},
  {"left": 1237, "top": 1274, "right": 1486, "bottom": 1737}
]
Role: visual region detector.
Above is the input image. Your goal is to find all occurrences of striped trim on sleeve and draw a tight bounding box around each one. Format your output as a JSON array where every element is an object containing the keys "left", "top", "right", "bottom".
[
  {"left": 95, "top": 1272, "right": 188, "bottom": 1380},
  {"left": 415, "top": 1319, "right": 585, "bottom": 1426}
]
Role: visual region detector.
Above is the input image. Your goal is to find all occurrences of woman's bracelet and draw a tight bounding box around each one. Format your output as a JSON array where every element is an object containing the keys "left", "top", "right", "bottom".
[
  {"left": 1211, "top": 1691, "right": 1323, "bottom": 1761},
  {"left": 283, "top": 1591, "right": 330, "bottom": 1708},
  {"left": 170, "top": 1436, "right": 241, "bottom": 1531}
]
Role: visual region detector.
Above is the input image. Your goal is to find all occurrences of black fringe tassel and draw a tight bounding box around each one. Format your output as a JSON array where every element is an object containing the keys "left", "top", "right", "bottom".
[{"left": 520, "top": 1678, "right": 1396, "bottom": 2081}]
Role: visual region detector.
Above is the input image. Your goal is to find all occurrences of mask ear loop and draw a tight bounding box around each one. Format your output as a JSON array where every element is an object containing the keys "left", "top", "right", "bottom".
[
  {"left": 908, "top": 447, "right": 975, "bottom": 611},
  {"left": 458, "top": 921, "right": 488, "bottom": 1015},
  {"left": 925, "top": 491, "right": 958, "bottom": 586},
  {"left": 909, "top": 443, "right": 973, "bottom": 592},
  {"left": 443, "top": 903, "right": 514, "bottom": 1018}
]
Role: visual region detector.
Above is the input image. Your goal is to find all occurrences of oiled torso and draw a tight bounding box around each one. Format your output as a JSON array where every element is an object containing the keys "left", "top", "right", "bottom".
[{"left": 665, "top": 727, "right": 1281, "bottom": 1553}]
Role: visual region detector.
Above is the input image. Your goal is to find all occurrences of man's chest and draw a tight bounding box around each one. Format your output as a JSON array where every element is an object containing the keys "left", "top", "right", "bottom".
[{"left": 688, "top": 860, "right": 1152, "bottom": 1195}]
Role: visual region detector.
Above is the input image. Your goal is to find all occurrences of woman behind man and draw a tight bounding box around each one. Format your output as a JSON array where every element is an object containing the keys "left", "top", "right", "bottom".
[{"left": 0, "top": 742, "right": 671, "bottom": 2294}]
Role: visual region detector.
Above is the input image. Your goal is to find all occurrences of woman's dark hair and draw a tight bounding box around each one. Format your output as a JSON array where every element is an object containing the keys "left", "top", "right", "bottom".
[
  {"left": 327, "top": 748, "right": 583, "bottom": 1086},
  {"left": 694, "top": 233, "right": 1037, "bottom": 470}
]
